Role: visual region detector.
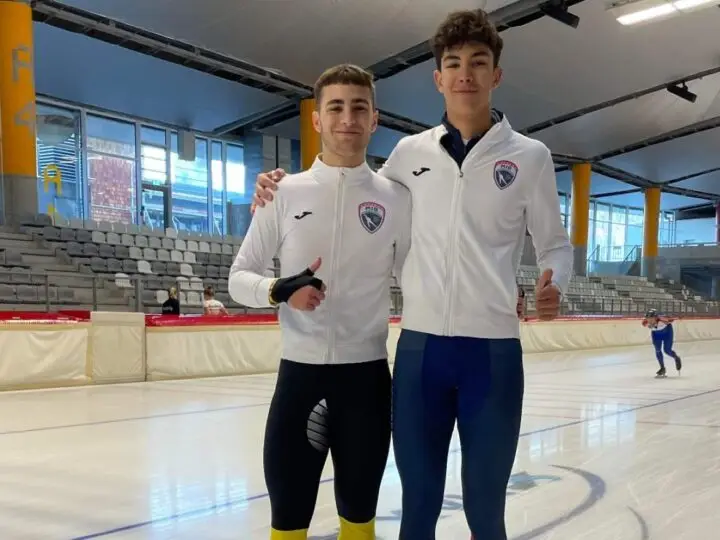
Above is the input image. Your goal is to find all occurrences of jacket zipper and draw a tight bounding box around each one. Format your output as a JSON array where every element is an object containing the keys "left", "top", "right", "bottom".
[
  {"left": 326, "top": 170, "right": 345, "bottom": 363},
  {"left": 443, "top": 166, "right": 464, "bottom": 336}
]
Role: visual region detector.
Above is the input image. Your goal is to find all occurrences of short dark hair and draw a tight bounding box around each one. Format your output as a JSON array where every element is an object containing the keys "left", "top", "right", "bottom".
[
  {"left": 313, "top": 64, "right": 376, "bottom": 108},
  {"left": 203, "top": 286, "right": 214, "bottom": 297},
  {"left": 431, "top": 10, "right": 503, "bottom": 69}
]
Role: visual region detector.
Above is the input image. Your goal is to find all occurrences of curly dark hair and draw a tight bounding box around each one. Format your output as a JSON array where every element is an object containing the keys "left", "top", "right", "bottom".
[{"left": 431, "top": 10, "right": 503, "bottom": 69}]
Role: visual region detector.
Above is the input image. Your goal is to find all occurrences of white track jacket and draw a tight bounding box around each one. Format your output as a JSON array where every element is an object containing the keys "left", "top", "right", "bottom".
[
  {"left": 229, "top": 157, "right": 411, "bottom": 365},
  {"left": 379, "top": 115, "right": 572, "bottom": 339}
]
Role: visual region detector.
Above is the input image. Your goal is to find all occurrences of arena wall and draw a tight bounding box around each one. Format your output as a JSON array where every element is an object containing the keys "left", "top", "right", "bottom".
[{"left": 0, "top": 313, "right": 718, "bottom": 391}]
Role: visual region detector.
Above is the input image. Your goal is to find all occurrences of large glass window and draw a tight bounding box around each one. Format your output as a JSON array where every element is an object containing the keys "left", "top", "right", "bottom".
[
  {"left": 36, "top": 104, "right": 83, "bottom": 220},
  {"left": 86, "top": 115, "right": 136, "bottom": 224},
  {"left": 626, "top": 207, "right": 644, "bottom": 251},
  {"left": 211, "top": 142, "right": 225, "bottom": 235},
  {"left": 170, "top": 133, "right": 209, "bottom": 233},
  {"left": 226, "top": 143, "right": 246, "bottom": 205},
  {"left": 33, "top": 99, "right": 248, "bottom": 234},
  {"left": 609, "top": 206, "right": 627, "bottom": 261}
]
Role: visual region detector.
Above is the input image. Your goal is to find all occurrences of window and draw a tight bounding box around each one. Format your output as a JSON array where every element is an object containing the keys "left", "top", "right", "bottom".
[
  {"left": 226, "top": 143, "right": 250, "bottom": 237},
  {"left": 86, "top": 115, "right": 136, "bottom": 224},
  {"left": 36, "top": 104, "right": 83, "bottom": 219},
  {"left": 170, "top": 133, "right": 208, "bottom": 233},
  {"left": 609, "top": 206, "right": 626, "bottom": 261},
  {"left": 211, "top": 142, "right": 225, "bottom": 235},
  {"left": 226, "top": 143, "right": 246, "bottom": 204},
  {"left": 626, "top": 207, "right": 643, "bottom": 250}
]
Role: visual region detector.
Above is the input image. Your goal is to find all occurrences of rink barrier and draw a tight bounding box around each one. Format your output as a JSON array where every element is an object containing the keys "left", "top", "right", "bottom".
[{"left": 0, "top": 312, "right": 718, "bottom": 391}]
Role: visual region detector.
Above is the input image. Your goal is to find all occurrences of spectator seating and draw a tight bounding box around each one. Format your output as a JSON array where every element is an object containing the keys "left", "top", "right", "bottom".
[{"left": 2, "top": 213, "right": 717, "bottom": 316}]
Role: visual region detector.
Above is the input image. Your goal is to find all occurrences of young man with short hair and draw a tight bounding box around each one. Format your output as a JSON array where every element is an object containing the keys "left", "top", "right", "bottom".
[
  {"left": 253, "top": 10, "right": 572, "bottom": 539},
  {"left": 229, "top": 64, "right": 411, "bottom": 540}
]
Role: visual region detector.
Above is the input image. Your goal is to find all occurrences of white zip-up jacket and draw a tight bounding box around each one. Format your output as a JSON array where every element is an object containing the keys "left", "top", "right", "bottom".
[
  {"left": 379, "top": 115, "right": 572, "bottom": 339},
  {"left": 229, "top": 156, "right": 411, "bottom": 365}
]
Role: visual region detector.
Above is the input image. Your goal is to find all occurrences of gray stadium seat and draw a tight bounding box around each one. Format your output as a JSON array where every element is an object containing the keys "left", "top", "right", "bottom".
[
  {"left": 76, "top": 229, "right": 92, "bottom": 243},
  {"left": 90, "top": 257, "right": 106, "bottom": 272},
  {"left": 107, "top": 258, "right": 123, "bottom": 273},
  {"left": 66, "top": 242, "right": 83, "bottom": 257},
  {"left": 106, "top": 232, "right": 121, "bottom": 245},
  {"left": 42, "top": 226, "right": 61, "bottom": 241},
  {"left": 122, "top": 259, "right": 138, "bottom": 274},
  {"left": 99, "top": 244, "right": 115, "bottom": 258},
  {"left": 115, "top": 245, "right": 131, "bottom": 259},
  {"left": 166, "top": 262, "right": 181, "bottom": 275}
]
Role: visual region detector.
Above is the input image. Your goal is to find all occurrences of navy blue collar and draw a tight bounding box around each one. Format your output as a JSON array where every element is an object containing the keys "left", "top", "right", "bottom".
[{"left": 440, "top": 109, "right": 504, "bottom": 167}]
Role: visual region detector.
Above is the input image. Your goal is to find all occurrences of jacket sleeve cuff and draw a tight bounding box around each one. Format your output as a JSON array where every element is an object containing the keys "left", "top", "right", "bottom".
[{"left": 254, "top": 277, "right": 276, "bottom": 307}]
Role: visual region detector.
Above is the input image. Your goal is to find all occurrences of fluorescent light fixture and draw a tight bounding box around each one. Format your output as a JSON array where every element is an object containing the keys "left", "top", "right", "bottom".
[{"left": 608, "top": 0, "right": 719, "bottom": 26}]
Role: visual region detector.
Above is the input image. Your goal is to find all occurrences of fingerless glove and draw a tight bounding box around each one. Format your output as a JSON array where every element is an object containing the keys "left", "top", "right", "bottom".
[{"left": 270, "top": 268, "right": 324, "bottom": 304}]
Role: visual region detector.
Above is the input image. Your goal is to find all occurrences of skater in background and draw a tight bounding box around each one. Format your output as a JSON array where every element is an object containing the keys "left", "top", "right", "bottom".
[{"left": 642, "top": 309, "right": 682, "bottom": 377}]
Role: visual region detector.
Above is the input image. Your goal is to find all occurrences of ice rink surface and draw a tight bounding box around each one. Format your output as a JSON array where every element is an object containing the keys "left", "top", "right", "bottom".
[{"left": 1, "top": 340, "right": 719, "bottom": 539}]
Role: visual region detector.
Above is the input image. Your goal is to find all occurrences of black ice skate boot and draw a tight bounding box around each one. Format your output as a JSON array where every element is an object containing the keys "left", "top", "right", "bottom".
[{"left": 656, "top": 367, "right": 667, "bottom": 378}]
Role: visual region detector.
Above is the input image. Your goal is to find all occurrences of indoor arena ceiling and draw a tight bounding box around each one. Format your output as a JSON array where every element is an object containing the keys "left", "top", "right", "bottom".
[{"left": 33, "top": 0, "right": 720, "bottom": 211}]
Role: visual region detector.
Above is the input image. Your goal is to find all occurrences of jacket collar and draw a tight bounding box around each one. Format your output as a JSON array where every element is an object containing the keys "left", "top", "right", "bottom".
[
  {"left": 309, "top": 154, "right": 373, "bottom": 184},
  {"left": 438, "top": 109, "right": 509, "bottom": 167}
]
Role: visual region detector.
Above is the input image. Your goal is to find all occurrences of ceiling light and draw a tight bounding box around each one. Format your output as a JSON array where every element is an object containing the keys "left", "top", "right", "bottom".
[{"left": 608, "top": 0, "right": 719, "bottom": 26}]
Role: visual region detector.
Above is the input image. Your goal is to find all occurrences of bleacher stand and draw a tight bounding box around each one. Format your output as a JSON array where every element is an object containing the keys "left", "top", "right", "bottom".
[{"left": 1, "top": 213, "right": 718, "bottom": 316}]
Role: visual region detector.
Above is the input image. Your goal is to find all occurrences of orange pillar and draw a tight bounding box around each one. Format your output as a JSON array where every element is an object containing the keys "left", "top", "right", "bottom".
[
  {"left": 299, "top": 98, "right": 320, "bottom": 170},
  {"left": 570, "top": 163, "right": 591, "bottom": 276},
  {"left": 0, "top": 0, "right": 37, "bottom": 224},
  {"left": 642, "top": 187, "right": 661, "bottom": 279}
]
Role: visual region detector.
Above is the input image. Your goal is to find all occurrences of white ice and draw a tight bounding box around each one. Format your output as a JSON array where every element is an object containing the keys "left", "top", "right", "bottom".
[{"left": 1, "top": 341, "right": 719, "bottom": 539}]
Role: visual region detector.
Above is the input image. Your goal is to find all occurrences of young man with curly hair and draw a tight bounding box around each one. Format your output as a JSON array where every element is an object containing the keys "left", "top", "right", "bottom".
[{"left": 252, "top": 10, "right": 572, "bottom": 539}]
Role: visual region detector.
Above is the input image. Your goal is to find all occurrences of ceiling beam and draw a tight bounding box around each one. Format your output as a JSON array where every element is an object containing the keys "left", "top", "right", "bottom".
[
  {"left": 32, "top": 0, "right": 433, "bottom": 137},
  {"left": 366, "top": 0, "right": 587, "bottom": 81},
  {"left": 31, "top": 0, "right": 719, "bottom": 206},
  {"left": 591, "top": 115, "right": 720, "bottom": 162},
  {"left": 592, "top": 188, "right": 642, "bottom": 199},
  {"left": 664, "top": 166, "right": 720, "bottom": 187},
  {"left": 522, "top": 65, "right": 720, "bottom": 135}
]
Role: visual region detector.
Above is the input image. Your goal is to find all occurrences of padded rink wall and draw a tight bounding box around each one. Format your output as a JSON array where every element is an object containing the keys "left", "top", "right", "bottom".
[{"left": 0, "top": 312, "right": 718, "bottom": 391}]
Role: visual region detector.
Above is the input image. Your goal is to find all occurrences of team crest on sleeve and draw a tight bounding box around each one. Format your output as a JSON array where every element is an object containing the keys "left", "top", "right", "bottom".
[
  {"left": 494, "top": 160, "right": 518, "bottom": 190},
  {"left": 358, "top": 202, "right": 386, "bottom": 234}
]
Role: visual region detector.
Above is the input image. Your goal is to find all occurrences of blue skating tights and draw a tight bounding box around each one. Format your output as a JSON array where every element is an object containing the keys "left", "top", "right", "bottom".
[
  {"left": 652, "top": 324, "right": 680, "bottom": 369},
  {"left": 391, "top": 329, "right": 524, "bottom": 540}
]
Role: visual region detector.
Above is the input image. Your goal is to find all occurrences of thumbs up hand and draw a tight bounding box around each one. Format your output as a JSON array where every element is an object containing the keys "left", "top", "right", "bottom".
[{"left": 535, "top": 268, "right": 561, "bottom": 321}]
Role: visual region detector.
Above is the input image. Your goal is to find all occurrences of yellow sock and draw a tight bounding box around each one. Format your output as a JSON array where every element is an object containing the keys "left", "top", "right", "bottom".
[
  {"left": 338, "top": 516, "right": 375, "bottom": 540},
  {"left": 270, "top": 528, "right": 308, "bottom": 540}
]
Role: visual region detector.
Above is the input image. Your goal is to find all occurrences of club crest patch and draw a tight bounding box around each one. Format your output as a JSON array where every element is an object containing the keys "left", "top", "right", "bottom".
[
  {"left": 358, "top": 202, "right": 385, "bottom": 234},
  {"left": 494, "top": 160, "right": 518, "bottom": 190}
]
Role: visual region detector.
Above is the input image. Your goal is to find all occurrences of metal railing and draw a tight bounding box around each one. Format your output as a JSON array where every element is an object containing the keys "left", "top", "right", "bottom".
[{"left": 1, "top": 270, "right": 717, "bottom": 319}]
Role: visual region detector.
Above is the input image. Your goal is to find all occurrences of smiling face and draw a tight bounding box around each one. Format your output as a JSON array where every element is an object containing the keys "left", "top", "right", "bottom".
[
  {"left": 312, "top": 82, "right": 378, "bottom": 163},
  {"left": 434, "top": 42, "right": 502, "bottom": 118},
  {"left": 431, "top": 10, "right": 504, "bottom": 119}
]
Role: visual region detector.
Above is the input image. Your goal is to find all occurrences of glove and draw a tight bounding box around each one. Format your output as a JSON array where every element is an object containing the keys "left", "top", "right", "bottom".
[{"left": 270, "top": 267, "right": 324, "bottom": 305}]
